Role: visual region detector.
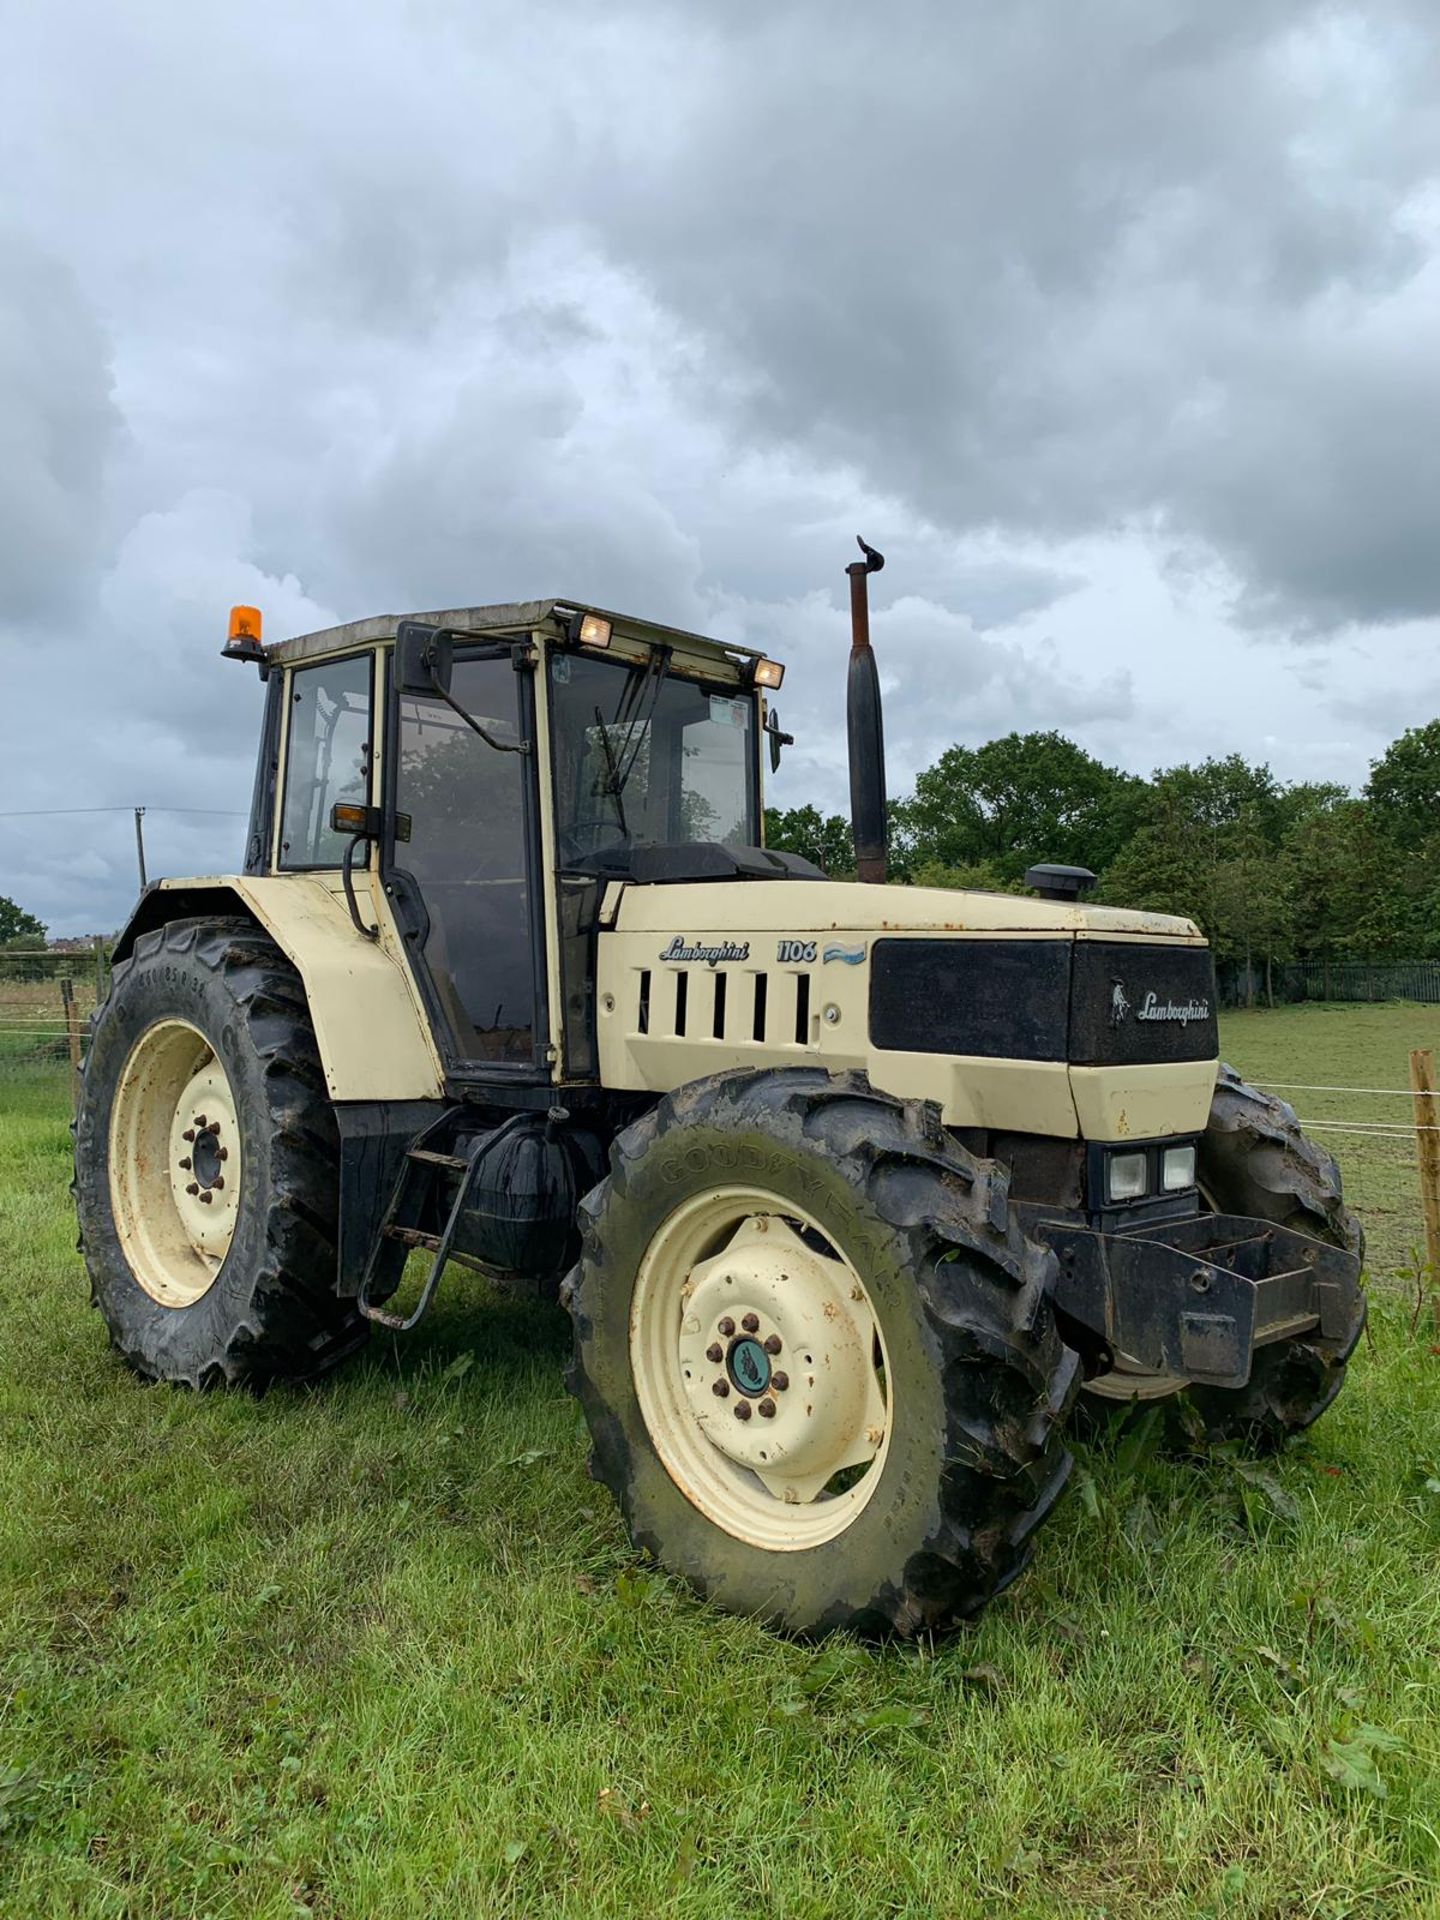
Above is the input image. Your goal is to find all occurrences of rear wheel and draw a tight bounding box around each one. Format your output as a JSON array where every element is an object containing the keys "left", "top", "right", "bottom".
[
  {"left": 74, "top": 916, "right": 366, "bottom": 1388},
  {"left": 566, "top": 1069, "right": 1079, "bottom": 1637}
]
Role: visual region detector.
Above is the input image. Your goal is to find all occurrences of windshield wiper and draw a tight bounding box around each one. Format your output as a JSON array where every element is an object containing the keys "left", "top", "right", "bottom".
[
  {"left": 613, "top": 645, "right": 672, "bottom": 789},
  {"left": 592, "top": 703, "right": 629, "bottom": 836}
]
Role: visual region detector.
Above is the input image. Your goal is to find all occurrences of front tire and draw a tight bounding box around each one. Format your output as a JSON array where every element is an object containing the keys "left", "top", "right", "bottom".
[
  {"left": 1182, "top": 1065, "right": 1365, "bottom": 1447},
  {"left": 74, "top": 916, "right": 366, "bottom": 1388},
  {"left": 566, "top": 1069, "right": 1079, "bottom": 1637}
]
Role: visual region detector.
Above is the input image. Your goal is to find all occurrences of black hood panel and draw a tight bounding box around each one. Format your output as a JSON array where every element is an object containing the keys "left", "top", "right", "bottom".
[
  {"left": 869, "top": 937, "right": 1217, "bottom": 1066},
  {"left": 1069, "top": 941, "right": 1217, "bottom": 1065}
]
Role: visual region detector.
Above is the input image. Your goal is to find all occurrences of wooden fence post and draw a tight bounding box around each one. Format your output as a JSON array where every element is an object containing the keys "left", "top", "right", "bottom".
[
  {"left": 1411, "top": 1048, "right": 1440, "bottom": 1285},
  {"left": 60, "top": 975, "right": 83, "bottom": 1112}
]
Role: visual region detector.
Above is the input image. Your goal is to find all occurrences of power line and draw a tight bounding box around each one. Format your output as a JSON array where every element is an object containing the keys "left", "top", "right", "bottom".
[{"left": 0, "top": 806, "right": 247, "bottom": 819}]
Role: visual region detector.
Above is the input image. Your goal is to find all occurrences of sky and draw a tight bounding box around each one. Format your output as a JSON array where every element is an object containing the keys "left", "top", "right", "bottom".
[{"left": 1, "top": 0, "right": 1438, "bottom": 934}]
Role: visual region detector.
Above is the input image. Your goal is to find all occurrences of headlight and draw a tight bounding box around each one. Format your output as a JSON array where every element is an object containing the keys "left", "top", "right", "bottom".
[
  {"left": 1162, "top": 1144, "right": 1197, "bottom": 1192},
  {"left": 1106, "top": 1151, "right": 1149, "bottom": 1202}
]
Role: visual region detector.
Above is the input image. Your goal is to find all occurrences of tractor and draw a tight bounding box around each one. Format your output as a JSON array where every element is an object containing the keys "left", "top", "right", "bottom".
[{"left": 73, "top": 545, "right": 1364, "bottom": 1636}]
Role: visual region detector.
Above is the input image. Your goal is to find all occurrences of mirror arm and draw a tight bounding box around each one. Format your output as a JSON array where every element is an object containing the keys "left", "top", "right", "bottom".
[
  {"left": 433, "top": 682, "right": 530, "bottom": 755},
  {"left": 341, "top": 832, "right": 380, "bottom": 941}
]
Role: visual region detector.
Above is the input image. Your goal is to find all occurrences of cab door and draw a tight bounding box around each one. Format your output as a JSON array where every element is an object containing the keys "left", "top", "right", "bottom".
[{"left": 381, "top": 643, "right": 548, "bottom": 1077}]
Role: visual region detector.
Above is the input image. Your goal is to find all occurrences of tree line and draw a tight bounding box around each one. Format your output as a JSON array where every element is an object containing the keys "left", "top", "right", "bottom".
[{"left": 767, "top": 719, "right": 1440, "bottom": 995}]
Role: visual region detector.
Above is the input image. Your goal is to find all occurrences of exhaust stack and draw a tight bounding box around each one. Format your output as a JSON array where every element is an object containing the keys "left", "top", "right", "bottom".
[{"left": 846, "top": 535, "right": 887, "bottom": 884}]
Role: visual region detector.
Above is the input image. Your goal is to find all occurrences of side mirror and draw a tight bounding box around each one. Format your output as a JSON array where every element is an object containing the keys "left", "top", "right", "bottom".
[
  {"left": 394, "top": 620, "right": 454, "bottom": 697},
  {"left": 764, "top": 707, "right": 794, "bottom": 774}
]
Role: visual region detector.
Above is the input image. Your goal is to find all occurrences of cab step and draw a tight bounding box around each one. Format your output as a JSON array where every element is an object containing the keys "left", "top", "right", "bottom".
[{"left": 357, "top": 1111, "right": 532, "bottom": 1333}]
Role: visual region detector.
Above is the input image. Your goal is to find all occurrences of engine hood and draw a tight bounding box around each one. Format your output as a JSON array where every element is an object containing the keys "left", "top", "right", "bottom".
[
  {"left": 592, "top": 878, "right": 1218, "bottom": 1143},
  {"left": 602, "top": 878, "right": 1201, "bottom": 943}
]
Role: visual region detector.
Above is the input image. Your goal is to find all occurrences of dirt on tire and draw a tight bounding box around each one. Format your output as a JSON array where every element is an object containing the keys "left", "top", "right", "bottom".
[
  {"left": 74, "top": 915, "right": 366, "bottom": 1389},
  {"left": 566, "top": 1066, "right": 1080, "bottom": 1637}
]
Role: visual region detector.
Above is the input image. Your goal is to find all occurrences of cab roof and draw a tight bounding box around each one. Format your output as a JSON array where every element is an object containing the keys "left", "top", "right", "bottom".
[{"left": 265, "top": 599, "right": 759, "bottom": 669}]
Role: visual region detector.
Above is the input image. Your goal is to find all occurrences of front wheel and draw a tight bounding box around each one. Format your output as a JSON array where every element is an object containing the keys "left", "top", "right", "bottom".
[
  {"left": 1080, "top": 1066, "right": 1366, "bottom": 1448},
  {"left": 566, "top": 1069, "right": 1079, "bottom": 1637},
  {"left": 1181, "top": 1065, "right": 1365, "bottom": 1447}
]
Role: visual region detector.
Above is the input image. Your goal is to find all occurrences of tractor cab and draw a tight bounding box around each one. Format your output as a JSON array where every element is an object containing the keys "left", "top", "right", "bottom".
[{"left": 248, "top": 601, "right": 799, "bottom": 1091}]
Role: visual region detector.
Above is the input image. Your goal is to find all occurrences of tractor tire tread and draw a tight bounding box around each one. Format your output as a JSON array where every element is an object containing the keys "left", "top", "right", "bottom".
[
  {"left": 74, "top": 915, "right": 366, "bottom": 1390},
  {"left": 569, "top": 1066, "right": 1080, "bottom": 1637}
]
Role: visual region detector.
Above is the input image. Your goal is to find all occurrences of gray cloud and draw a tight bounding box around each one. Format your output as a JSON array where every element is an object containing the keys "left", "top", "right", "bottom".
[
  {"left": 583, "top": 0, "right": 1440, "bottom": 632},
  {"left": 0, "top": 0, "right": 1438, "bottom": 933},
  {"left": 0, "top": 231, "right": 122, "bottom": 622}
]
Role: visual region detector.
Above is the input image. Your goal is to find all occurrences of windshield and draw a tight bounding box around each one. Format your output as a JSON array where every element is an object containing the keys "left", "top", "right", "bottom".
[{"left": 548, "top": 649, "right": 758, "bottom": 865}]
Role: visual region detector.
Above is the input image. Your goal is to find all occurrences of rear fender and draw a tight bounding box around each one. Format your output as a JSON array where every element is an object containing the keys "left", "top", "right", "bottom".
[{"left": 112, "top": 876, "right": 444, "bottom": 1103}]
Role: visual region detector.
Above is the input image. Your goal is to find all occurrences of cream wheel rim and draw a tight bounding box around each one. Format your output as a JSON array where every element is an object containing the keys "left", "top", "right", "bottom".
[
  {"left": 629, "top": 1185, "right": 891, "bottom": 1551},
  {"left": 108, "top": 1020, "right": 242, "bottom": 1307}
]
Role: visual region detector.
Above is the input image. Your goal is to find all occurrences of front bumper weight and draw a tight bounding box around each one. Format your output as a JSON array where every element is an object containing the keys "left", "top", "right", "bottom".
[{"left": 1035, "top": 1212, "right": 1362, "bottom": 1389}]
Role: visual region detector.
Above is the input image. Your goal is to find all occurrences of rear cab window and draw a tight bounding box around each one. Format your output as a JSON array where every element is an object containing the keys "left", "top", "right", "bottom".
[{"left": 278, "top": 654, "right": 373, "bottom": 868}]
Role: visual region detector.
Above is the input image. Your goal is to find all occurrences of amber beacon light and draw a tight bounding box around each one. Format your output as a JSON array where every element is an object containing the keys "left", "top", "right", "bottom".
[{"left": 222, "top": 604, "right": 266, "bottom": 665}]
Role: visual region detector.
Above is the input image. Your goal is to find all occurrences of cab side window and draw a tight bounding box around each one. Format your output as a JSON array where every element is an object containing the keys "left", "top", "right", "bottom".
[{"left": 279, "top": 655, "right": 373, "bottom": 868}]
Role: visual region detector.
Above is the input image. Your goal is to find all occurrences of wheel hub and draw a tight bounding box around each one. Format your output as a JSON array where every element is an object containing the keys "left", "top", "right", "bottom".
[
  {"left": 726, "top": 1336, "right": 772, "bottom": 1398},
  {"left": 673, "top": 1213, "right": 888, "bottom": 1506}
]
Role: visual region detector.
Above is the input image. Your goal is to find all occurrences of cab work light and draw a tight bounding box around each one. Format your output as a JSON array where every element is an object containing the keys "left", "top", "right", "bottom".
[
  {"left": 578, "top": 613, "right": 612, "bottom": 648},
  {"left": 754, "top": 658, "right": 785, "bottom": 689}
]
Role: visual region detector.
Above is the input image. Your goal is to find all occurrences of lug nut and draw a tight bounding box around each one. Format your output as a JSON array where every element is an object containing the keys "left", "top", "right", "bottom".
[
  {"left": 199, "top": 1191, "right": 213, "bottom": 1205},
  {"left": 763, "top": 1334, "right": 782, "bottom": 1355},
  {"left": 718, "top": 1316, "right": 735, "bottom": 1337},
  {"left": 212, "top": 1177, "right": 224, "bottom": 1191},
  {"left": 741, "top": 1312, "right": 760, "bottom": 1333},
  {"left": 216, "top": 1147, "right": 228, "bottom": 1162},
  {"left": 209, "top": 1121, "right": 220, "bottom": 1135},
  {"left": 712, "top": 1380, "right": 730, "bottom": 1398},
  {"left": 758, "top": 1399, "right": 776, "bottom": 1419},
  {"left": 185, "top": 1182, "right": 199, "bottom": 1195},
  {"left": 178, "top": 1157, "right": 191, "bottom": 1171},
  {"left": 182, "top": 1129, "right": 195, "bottom": 1143},
  {"left": 733, "top": 1401, "right": 752, "bottom": 1422},
  {"left": 772, "top": 1371, "right": 789, "bottom": 1392},
  {"left": 706, "top": 1343, "right": 723, "bottom": 1364},
  {"left": 195, "top": 1115, "right": 208, "bottom": 1129}
]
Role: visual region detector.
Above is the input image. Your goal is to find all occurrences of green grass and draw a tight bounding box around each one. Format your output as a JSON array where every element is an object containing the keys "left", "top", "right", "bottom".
[{"left": 2, "top": 1009, "right": 1438, "bottom": 1918}]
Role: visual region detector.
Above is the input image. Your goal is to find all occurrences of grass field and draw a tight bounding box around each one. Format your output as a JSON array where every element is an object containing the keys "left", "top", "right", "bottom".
[{"left": 1, "top": 1003, "right": 1437, "bottom": 1918}]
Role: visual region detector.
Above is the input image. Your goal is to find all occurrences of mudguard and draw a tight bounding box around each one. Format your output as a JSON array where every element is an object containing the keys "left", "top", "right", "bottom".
[{"left": 111, "top": 875, "right": 444, "bottom": 1104}]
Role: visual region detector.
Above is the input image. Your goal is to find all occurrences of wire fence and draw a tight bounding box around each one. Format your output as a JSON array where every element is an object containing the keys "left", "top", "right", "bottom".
[
  {"left": 1247, "top": 1072, "right": 1440, "bottom": 1296},
  {"left": 1220, "top": 960, "right": 1440, "bottom": 1006},
  {"left": 0, "top": 947, "right": 109, "bottom": 1087}
]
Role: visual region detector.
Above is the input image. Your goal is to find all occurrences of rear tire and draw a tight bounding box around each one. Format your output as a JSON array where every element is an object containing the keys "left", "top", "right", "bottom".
[
  {"left": 566, "top": 1068, "right": 1080, "bottom": 1637},
  {"left": 74, "top": 916, "right": 366, "bottom": 1388}
]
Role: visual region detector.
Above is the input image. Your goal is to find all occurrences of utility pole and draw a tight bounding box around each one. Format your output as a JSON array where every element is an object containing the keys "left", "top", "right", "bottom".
[{"left": 134, "top": 807, "right": 148, "bottom": 890}]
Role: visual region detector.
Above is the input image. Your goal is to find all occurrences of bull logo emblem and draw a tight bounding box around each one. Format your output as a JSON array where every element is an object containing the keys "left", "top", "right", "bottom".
[{"left": 1110, "top": 979, "right": 1132, "bottom": 1027}]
